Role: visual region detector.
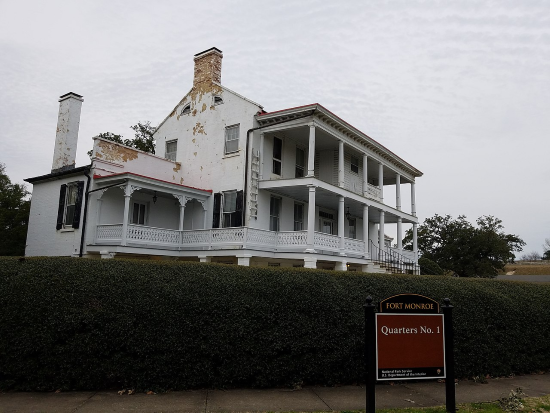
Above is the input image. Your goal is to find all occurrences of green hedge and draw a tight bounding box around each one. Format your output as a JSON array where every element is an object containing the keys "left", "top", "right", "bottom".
[{"left": 1, "top": 257, "right": 549, "bottom": 391}]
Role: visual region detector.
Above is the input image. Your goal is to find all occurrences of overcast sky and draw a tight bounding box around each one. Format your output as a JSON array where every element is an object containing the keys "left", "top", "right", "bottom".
[{"left": 1, "top": 0, "right": 549, "bottom": 256}]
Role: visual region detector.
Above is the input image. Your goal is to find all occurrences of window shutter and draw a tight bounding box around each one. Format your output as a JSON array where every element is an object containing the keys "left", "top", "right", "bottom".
[
  {"left": 56, "top": 184, "right": 67, "bottom": 230},
  {"left": 234, "top": 190, "right": 243, "bottom": 227},
  {"left": 72, "top": 181, "right": 85, "bottom": 229},
  {"left": 212, "top": 192, "right": 221, "bottom": 228}
]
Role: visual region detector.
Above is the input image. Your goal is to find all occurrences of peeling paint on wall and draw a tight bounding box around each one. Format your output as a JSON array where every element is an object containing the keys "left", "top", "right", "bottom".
[
  {"left": 193, "top": 122, "right": 206, "bottom": 135},
  {"left": 201, "top": 103, "right": 207, "bottom": 112},
  {"left": 173, "top": 162, "right": 181, "bottom": 172},
  {"left": 97, "top": 140, "right": 139, "bottom": 163}
]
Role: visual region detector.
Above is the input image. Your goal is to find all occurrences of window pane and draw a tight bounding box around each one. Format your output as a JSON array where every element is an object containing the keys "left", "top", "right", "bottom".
[
  {"left": 273, "top": 159, "right": 281, "bottom": 175},
  {"left": 225, "top": 125, "right": 239, "bottom": 154},
  {"left": 223, "top": 191, "right": 237, "bottom": 212},
  {"left": 65, "top": 205, "right": 75, "bottom": 225},
  {"left": 273, "top": 137, "right": 282, "bottom": 159},
  {"left": 296, "top": 147, "right": 304, "bottom": 167},
  {"left": 139, "top": 204, "right": 145, "bottom": 225}
]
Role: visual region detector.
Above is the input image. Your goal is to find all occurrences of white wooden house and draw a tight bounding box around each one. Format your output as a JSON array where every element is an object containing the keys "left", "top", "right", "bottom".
[{"left": 25, "top": 48, "right": 422, "bottom": 272}]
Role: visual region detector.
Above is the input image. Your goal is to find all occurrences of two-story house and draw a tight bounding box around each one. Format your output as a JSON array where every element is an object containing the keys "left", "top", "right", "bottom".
[{"left": 25, "top": 47, "right": 422, "bottom": 273}]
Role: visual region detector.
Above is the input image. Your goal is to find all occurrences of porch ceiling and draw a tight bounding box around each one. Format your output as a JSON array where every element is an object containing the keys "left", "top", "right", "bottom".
[{"left": 260, "top": 178, "right": 415, "bottom": 224}]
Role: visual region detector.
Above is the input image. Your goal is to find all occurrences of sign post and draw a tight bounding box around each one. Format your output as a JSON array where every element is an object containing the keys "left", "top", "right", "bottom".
[{"left": 365, "top": 294, "right": 455, "bottom": 413}]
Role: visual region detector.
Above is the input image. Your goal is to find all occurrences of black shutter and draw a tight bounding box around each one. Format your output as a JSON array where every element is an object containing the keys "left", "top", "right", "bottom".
[
  {"left": 56, "top": 184, "right": 67, "bottom": 230},
  {"left": 234, "top": 190, "right": 243, "bottom": 227},
  {"left": 212, "top": 192, "right": 221, "bottom": 228},
  {"left": 72, "top": 181, "right": 85, "bottom": 229}
]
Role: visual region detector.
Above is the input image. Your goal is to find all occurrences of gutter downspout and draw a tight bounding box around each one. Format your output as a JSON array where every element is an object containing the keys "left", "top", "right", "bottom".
[
  {"left": 78, "top": 177, "right": 130, "bottom": 258},
  {"left": 243, "top": 110, "right": 316, "bottom": 226}
]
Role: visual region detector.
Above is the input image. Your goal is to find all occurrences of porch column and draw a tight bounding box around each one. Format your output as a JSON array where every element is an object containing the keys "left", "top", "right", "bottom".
[
  {"left": 335, "top": 260, "right": 347, "bottom": 271},
  {"left": 397, "top": 217, "right": 403, "bottom": 251},
  {"left": 95, "top": 196, "right": 103, "bottom": 243},
  {"left": 363, "top": 204, "right": 369, "bottom": 258},
  {"left": 411, "top": 182, "right": 416, "bottom": 216},
  {"left": 338, "top": 196, "right": 346, "bottom": 256},
  {"left": 198, "top": 255, "right": 212, "bottom": 263},
  {"left": 307, "top": 123, "right": 315, "bottom": 177},
  {"left": 338, "top": 140, "right": 344, "bottom": 187},
  {"left": 237, "top": 255, "right": 251, "bottom": 266},
  {"left": 305, "top": 185, "right": 316, "bottom": 253},
  {"left": 379, "top": 210, "right": 385, "bottom": 255},
  {"left": 304, "top": 256, "right": 317, "bottom": 269},
  {"left": 259, "top": 132, "right": 265, "bottom": 180},
  {"left": 396, "top": 174, "right": 401, "bottom": 210},
  {"left": 179, "top": 204, "right": 186, "bottom": 231},
  {"left": 362, "top": 154, "right": 368, "bottom": 197},
  {"left": 121, "top": 185, "right": 131, "bottom": 246},
  {"left": 413, "top": 223, "right": 418, "bottom": 259},
  {"left": 378, "top": 163, "right": 384, "bottom": 203}
]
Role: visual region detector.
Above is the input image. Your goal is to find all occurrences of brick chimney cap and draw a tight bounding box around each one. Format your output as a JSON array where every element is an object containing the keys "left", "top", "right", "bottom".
[
  {"left": 59, "top": 92, "right": 84, "bottom": 102},
  {"left": 194, "top": 47, "right": 223, "bottom": 57}
]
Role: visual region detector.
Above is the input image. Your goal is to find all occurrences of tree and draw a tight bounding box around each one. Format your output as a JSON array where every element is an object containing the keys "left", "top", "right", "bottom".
[
  {"left": 520, "top": 252, "right": 541, "bottom": 261},
  {"left": 88, "top": 121, "right": 155, "bottom": 157},
  {"left": 543, "top": 238, "right": 550, "bottom": 260},
  {"left": 403, "top": 214, "right": 525, "bottom": 278},
  {"left": 0, "top": 163, "right": 30, "bottom": 256}
]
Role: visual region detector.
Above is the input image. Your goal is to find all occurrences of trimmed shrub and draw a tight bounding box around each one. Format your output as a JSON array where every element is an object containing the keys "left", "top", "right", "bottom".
[
  {"left": 1, "top": 257, "right": 549, "bottom": 391},
  {"left": 419, "top": 257, "right": 445, "bottom": 275}
]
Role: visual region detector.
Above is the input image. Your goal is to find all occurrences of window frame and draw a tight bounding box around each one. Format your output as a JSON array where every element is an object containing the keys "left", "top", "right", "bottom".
[
  {"left": 130, "top": 202, "right": 147, "bottom": 225},
  {"left": 224, "top": 124, "right": 240, "bottom": 155},
  {"left": 295, "top": 146, "right": 305, "bottom": 178},
  {"left": 294, "top": 202, "right": 304, "bottom": 231},
  {"left": 269, "top": 196, "right": 281, "bottom": 231},
  {"left": 348, "top": 217, "right": 357, "bottom": 239},
  {"left": 63, "top": 182, "right": 78, "bottom": 228},
  {"left": 181, "top": 104, "right": 191, "bottom": 115},
  {"left": 272, "top": 137, "right": 282, "bottom": 176},
  {"left": 165, "top": 140, "right": 177, "bottom": 161},
  {"left": 350, "top": 155, "right": 359, "bottom": 174}
]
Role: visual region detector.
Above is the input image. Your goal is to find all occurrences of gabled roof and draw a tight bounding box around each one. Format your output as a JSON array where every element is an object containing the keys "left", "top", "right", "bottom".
[{"left": 256, "top": 104, "right": 423, "bottom": 178}]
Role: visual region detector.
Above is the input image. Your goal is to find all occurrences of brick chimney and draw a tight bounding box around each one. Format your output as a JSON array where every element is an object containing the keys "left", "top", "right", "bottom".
[
  {"left": 193, "top": 47, "right": 223, "bottom": 87},
  {"left": 51, "top": 92, "right": 84, "bottom": 173}
]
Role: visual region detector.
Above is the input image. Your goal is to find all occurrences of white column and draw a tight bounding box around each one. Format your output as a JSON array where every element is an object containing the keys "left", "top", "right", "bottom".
[
  {"left": 379, "top": 210, "right": 385, "bottom": 254},
  {"left": 306, "top": 185, "right": 316, "bottom": 253},
  {"left": 363, "top": 204, "right": 369, "bottom": 258},
  {"left": 378, "top": 163, "right": 384, "bottom": 203},
  {"left": 121, "top": 186, "right": 131, "bottom": 246},
  {"left": 396, "top": 174, "right": 401, "bottom": 211},
  {"left": 179, "top": 204, "right": 186, "bottom": 231},
  {"left": 338, "top": 140, "right": 344, "bottom": 187},
  {"left": 362, "top": 154, "right": 368, "bottom": 197},
  {"left": 397, "top": 217, "right": 403, "bottom": 251},
  {"left": 198, "top": 255, "right": 212, "bottom": 263},
  {"left": 335, "top": 261, "right": 347, "bottom": 271},
  {"left": 338, "top": 196, "right": 346, "bottom": 256},
  {"left": 413, "top": 223, "right": 418, "bottom": 259},
  {"left": 411, "top": 182, "right": 416, "bottom": 216},
  {"left": 307, "top": 123, "right": 315, "bottom": 177},
  {"left": 259, "top": 133, "right": 265, "bottom": 180},
  {"left": 95, "top": 197, "right": 103, "bottom": 243}
]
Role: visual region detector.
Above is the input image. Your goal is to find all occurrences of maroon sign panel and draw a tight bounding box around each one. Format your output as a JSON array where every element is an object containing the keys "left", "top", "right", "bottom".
[{"left": 376, "top": 294, "right": 445, "bottom": 381}]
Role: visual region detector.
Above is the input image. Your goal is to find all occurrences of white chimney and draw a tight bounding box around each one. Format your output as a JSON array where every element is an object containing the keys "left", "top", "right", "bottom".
[{"left": 51, "top": 92, "right": 84, "bottom": 173}]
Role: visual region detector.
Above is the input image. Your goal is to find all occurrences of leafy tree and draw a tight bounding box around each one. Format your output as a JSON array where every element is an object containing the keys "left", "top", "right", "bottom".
[
  {"left": 88, "top": 121, "right": 155, "bottom": 157},
  {"left": 0, "top": 163, "right": 30, "bottom": 256},
  {"left": 543, "top": 238, "right": 550, "bottom": 261},
  {"left": 403, "top": 214, "right": 525, "bottom": 278}
]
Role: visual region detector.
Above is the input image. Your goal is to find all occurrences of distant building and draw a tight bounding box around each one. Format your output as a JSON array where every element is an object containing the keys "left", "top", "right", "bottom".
[{"left": 25, "top": 48, "right": 422, "bottom": 273}]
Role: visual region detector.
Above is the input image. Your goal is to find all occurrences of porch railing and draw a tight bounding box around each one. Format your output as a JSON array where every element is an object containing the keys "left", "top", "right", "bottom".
[
  {"left": 95, "top": 225, "right": 366, "bottom": 256},
  {"left": 369, "top": 240, "right": 419, "bottom": 274}
]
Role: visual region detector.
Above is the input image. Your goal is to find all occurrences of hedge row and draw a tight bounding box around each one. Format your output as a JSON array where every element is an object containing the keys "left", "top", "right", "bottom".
[{"left": 1, "top": 257, "right": 549, "bottom": 391}]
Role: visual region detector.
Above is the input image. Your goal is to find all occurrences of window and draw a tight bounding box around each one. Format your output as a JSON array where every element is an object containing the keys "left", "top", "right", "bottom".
[
  {"left": 272, "top": 137, "right": 282, "bottom": 175},
  {"left": 181, "top": 104, "right": 191, "bottom": 115},
  {"left": 64, "top": 183, "right": 78, "bottom": 227},
  {"left": 225, "top": 124, "right": 239, "bottom": 154},
  {"left": 348, "top": 218, "right": 357, "bottom": 239},
  {"left": 295, "top": 147, "right": 305, "bottom": 178},
  {"left": 270, "top": 196, "right": 281, "bottom": 231},
  {"left": 166, "top": 140, "right": 177, "bottom": 161},
  {"left": 213, "top": 96, "right": 223, "bottom": 105},
  {"left": 56, "top": 181, "right": 84, "bottom": 230},
  {"left": 131, "top": 202, "right": 147, "bottom": 225},
  {"left": 223, "top": 190, "right": 237, "bottom": 227},
  {"left": 351, "top": 156, "right": 359, "bottom": 174},
  {"left": 294, "top": 202, "right": 304, "bottom": 231},
  {"left": 319, "top": 211, "right": 334, "bottom": 235}
]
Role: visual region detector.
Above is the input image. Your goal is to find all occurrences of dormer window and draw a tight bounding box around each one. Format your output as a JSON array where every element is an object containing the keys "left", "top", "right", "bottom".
[
  {"left": 213, "top": 96, "right": 223, "bottom": 105},
  {"left": 181, "top": 104, "right": 191, "bottom": 115}
]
